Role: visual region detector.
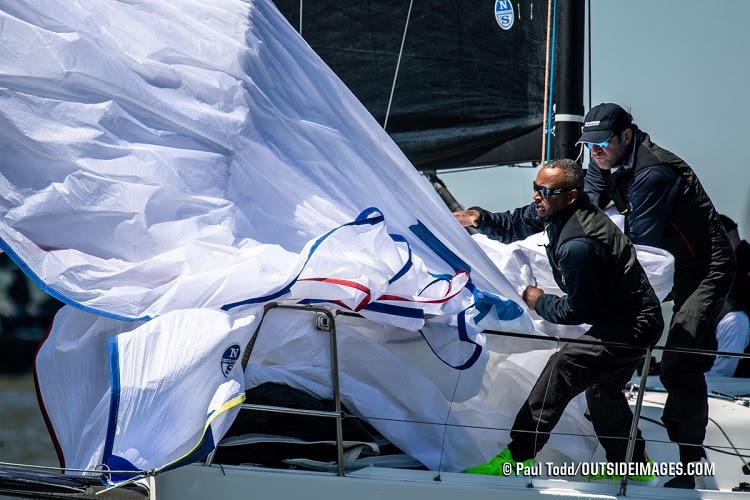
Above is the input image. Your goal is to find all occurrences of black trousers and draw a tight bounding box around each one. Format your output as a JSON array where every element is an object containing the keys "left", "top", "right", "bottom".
[
  {"left": 507, "top": 335, "right": 650, "bottom": 464},
  {"left": 660, "top": 271, "right": 731, "bottom": 464}
]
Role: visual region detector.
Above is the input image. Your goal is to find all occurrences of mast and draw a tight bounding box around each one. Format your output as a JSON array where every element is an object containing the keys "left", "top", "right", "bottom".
[{"left": 552, "top": 0, "right": 585, "bottom": 161}]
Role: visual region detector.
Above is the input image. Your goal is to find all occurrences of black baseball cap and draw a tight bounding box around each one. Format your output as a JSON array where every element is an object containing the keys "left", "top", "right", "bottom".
[{"left": 577, "top": 103, "right": 633, "bottom": 145}]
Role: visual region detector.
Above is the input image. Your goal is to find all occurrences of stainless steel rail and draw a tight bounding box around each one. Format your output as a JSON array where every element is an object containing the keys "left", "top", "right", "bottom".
[{"left": 206, "top": 303, "right": 345, "bottom": 476}]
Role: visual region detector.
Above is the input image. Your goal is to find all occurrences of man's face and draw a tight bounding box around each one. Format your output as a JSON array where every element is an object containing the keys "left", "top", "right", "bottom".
[
  {"left": 589, "top": 129, "right": 632, "bottom": 170},
  {"left": 532, "top": 167, "right": 576, "bottom": 219}
]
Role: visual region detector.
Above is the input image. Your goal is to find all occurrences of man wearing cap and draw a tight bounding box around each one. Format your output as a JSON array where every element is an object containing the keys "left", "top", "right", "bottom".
[
  {"left": 579, "top": 103, "right": 735, "bottom": 488},
  {"left": 453, "top": 159, "right": 663, "bottom": 483}
]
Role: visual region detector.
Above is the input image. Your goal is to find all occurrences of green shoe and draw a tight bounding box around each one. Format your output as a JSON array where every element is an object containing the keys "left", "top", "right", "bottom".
[
  {"left": 464, "top": 448, "right": 534, "bottom": 476},
  {"left": 588, "top": 457, "right": 658, "bottom": 487}
]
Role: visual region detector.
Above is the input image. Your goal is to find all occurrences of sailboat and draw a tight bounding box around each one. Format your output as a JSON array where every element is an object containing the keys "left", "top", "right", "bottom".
[{"left": 0, "top": 0, "right": 748, "bottom": 499}]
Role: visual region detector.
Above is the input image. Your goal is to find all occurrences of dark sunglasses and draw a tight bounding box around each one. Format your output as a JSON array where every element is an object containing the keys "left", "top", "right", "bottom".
[{"left": 533, "top": 182, "right": 575, "bottom": 199}]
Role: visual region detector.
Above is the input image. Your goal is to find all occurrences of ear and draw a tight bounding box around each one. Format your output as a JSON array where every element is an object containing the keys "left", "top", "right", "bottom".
[
  {"left": 622, "top": 128, "right": 633, "bottom": 145},
  {"left": 565, "top": 188, "right": 578, "bottom": 206}
]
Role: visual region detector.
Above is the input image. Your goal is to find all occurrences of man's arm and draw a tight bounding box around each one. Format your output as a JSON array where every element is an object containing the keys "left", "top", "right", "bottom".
[
  {"left": 625, "top": 165, "right": 681, "bottom": 246},
  {"left": 534, "top": 238, "right": 609, "bottom": 325},
  {"left": 583, "top": 161, "right": 611, "bottom": 209},
  {"left": 453, "top": 203, "right": 545, "bottom": 244}
]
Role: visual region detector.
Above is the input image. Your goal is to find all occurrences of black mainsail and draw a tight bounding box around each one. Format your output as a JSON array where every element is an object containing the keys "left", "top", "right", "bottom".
[{"left": 273, "top": 0, "right": 555, "bottom": 170}]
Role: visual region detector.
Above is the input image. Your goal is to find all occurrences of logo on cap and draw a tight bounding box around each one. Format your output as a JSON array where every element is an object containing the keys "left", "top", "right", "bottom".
[{"left": 584, "top": 120, "right": 601, "bottom": 127}]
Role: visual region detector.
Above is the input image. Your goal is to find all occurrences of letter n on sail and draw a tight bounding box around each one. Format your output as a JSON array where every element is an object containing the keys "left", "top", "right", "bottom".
[{"left": 495, "top": 0, "right": 515, "bottom": 30}]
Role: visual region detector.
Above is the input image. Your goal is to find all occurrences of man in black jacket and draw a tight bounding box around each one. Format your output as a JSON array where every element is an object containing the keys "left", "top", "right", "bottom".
[
  {"left": 454, "top": 159, "right": 663, "bottom": 482},
  {"left": 579, "top": 103, "right": 735, "bottom": 488}
]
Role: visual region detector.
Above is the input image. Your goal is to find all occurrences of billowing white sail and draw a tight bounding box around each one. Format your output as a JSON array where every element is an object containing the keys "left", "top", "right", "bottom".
[{"left": 0, "top": 0, "right": 672, "bottom": 477}]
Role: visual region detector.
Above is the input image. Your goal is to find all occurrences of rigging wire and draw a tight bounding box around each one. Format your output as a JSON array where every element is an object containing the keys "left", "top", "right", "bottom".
[
  {"left": 383, "top": 0, "right": 415, "bottom": 131},
  {"left": 587, "top": 0, "right": 591, "bottom": 110},
  {"left": 436, "top": 366, "right": 464, "bottom": 479},
  {"left": 422, "top": 162, "right": 536, "bottom": 177},
  {"left": 638, "top": 416, "right": 750, "bottom": 460},
  {"left": 540, "top": 0, "right": 553, "bottom": 166},
  {"left": 544, "top": 0, "right": 559, "bottom": 162},
  {"left": 641, "top": 394, "right": 750, "bottom": 467},
  {"left": 299, "top": 0, "right": 303, "bottom": 35},
  {"left": 541, "top": 0, "right": 559, "bottom": 164}
]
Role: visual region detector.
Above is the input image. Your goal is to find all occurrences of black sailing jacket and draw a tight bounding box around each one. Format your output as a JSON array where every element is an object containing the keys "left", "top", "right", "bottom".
[
  {"left": 472, "top": 194, "right": 662, "bottom": 346},
  {"left": 584, "top": 130, "right": 735, "bottom": 313}
]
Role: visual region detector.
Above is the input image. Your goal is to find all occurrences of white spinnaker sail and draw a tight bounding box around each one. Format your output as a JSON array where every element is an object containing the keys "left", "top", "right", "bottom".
[{"left": 0, "top": 0, "right": 673, "bottom": 475}]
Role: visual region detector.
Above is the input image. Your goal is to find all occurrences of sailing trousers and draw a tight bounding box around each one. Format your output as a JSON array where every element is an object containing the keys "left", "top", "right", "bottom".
[
  {"left": 660, "top": 270, "right": 731, "bottom": 465},
  {"left": 507, "top": 334, "right": 649, "bottom": 464}
]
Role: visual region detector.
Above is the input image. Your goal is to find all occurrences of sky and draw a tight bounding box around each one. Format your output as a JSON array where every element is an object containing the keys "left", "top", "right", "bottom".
[{"left": 441, "top": 0, "right": 750, "bottom": 240}]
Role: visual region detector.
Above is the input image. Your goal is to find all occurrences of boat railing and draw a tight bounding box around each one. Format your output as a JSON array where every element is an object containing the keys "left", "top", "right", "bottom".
[{"left": 210, "top": 302, "right": 750, "bottom": 496}]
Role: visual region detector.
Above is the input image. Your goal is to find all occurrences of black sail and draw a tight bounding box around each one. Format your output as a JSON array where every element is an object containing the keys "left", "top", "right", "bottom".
[{"left": 273, "top": 0, "right": 547, "bottom": 170}]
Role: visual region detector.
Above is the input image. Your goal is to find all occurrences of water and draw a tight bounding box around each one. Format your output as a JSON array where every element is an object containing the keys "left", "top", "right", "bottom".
[{"left": 0, "top": 374, "right": 57, "bottom": 467}]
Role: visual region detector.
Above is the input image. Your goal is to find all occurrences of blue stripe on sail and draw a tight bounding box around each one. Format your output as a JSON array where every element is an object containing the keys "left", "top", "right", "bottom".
[
  {"left": 161, "top": 428, "right": 216, "bottom": 473},
  {"left": 454, "top": 309, "right": 483, "bottom": 370},
  {"left": 387, "top": 233, "right": 412, "bottom": 284},
  {"left": 408, "top": 221, "right": 470, "bottom": 273},
  {"left": 0, "top": 238, "right": 151, "bottom": 321},
  {"left": 108, "top": 455, "right": 141, "bottom": 483},
  {"left": 418, "top": 309, "right": 482, "bottom": 371},
  {"left": 363, "top": 301, "right": 424, "bottom": 319},
  {"left": 470, "top": 285, "right": 524, "bottom": 323},
  {"left": 102, "top": 337, "right": 121, "bottom": 468},
  {"left": 222, "top": 207, "right": 385, "bottom": 311}
]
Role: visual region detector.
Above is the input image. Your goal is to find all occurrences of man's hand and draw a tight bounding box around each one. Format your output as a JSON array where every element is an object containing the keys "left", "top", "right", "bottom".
[
  {"left": 453, "top": 209, "right": 480, "bottom": 228},
  {"left": 522, "top": 285, "right": 544, "bottom": 310}
]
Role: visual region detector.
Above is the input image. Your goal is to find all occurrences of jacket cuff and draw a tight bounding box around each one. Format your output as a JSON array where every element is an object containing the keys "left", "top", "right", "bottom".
[{"left": 467, "top": 206, "right": 485, "bottom": 228}]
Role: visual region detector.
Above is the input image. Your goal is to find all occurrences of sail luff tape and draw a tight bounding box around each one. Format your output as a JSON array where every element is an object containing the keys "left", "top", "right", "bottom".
[{"left": 554, "top": 114, "right": 584, "bottom": 122}]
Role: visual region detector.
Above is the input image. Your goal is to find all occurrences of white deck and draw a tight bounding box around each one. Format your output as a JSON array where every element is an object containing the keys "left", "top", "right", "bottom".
[{"left": 156, "top": 463, "right": 749, "bottom": 500}]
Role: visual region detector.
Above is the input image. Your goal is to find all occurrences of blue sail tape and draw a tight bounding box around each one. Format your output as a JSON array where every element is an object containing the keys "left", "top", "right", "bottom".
[
  {"left": 472, "top": 287, "right": 524, "bottom": 324},
  {"left": 160, "top": 427, "right": 216, "bottom": 473},
  {"left": 102, "top": 337, "right": 121, "bottom": 468},
  {"left": 387, "top": 233, "right": 413, "bottom": 284},
  {"left": 363, "top": 301, "right": 424, "bottom": 319},
  {"left": 108, "top": 455, "right": 141, "bottom": 483},
  {"left": 408, "top": 221, "right": 470, "bottom": 273},
  {"left": 454, "top": 310, "right": 483, "bottom": 370},
  {"left": 0, "top": 237, "right": 151, "bottom": 321},
  {"left": 418, "top": 309, "right": 482, "bottom": 371},
  {"left": 222, "top": 207, "right": 384, "bottom": 311}
]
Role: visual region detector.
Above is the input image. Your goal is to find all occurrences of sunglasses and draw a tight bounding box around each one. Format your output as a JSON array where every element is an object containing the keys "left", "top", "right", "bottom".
[
  {"left": 533, "top": 182, "right": 575, "bottom": 199},
  {"left": 583, "top": 134, "right": 615, "bottom": 149}
]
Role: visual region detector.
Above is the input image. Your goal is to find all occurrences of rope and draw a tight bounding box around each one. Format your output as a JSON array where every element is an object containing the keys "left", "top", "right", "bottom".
[
  {"left": 383, "top": 0, "right": 414, "bottom": 131},
  {"left": 540, "top": 0, "right": 553, "bottom": 165},
  {"left": 544, "top": 0, "right": 559, "bottom": 161}
]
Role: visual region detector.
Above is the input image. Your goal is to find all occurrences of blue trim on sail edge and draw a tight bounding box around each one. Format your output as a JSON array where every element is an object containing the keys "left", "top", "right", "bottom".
[
  {"left": 408, "top": 221, "right": 470, "bottom": 273},
  {"left": 418, "top": 309, "right": 482, "bottom": 371},
  {"left": 0, "top": 237, "right": 150, "bottom": 321},
  {"left": 363, "top": 301, "right": 424, "bottom": 319},
  {"left": 387, "top": 233, "right": 413, "bottom": 284},
  {"left": 102, "top": 337, "right": 121, "bottom": 468},
  {"left": 108, "top": 455, "right": 141, "bottom": 483},
  {"left": 161, "top": 427, "right": 216, "bottom": 473}
]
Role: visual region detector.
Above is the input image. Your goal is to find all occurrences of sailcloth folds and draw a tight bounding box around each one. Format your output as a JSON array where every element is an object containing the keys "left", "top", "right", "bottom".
[{"left": 0, "top": 0, "right": 673, "bottom": 476}]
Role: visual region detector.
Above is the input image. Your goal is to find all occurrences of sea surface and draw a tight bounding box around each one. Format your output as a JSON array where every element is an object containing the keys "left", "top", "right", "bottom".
[{"left": 0, "top": 374, "right": 57, "bottom": 467}]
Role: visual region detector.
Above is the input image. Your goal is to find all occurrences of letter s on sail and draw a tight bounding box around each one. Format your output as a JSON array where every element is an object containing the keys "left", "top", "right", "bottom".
[{"left": 495, "top": 0, "right": 515, "bottom": 30}]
